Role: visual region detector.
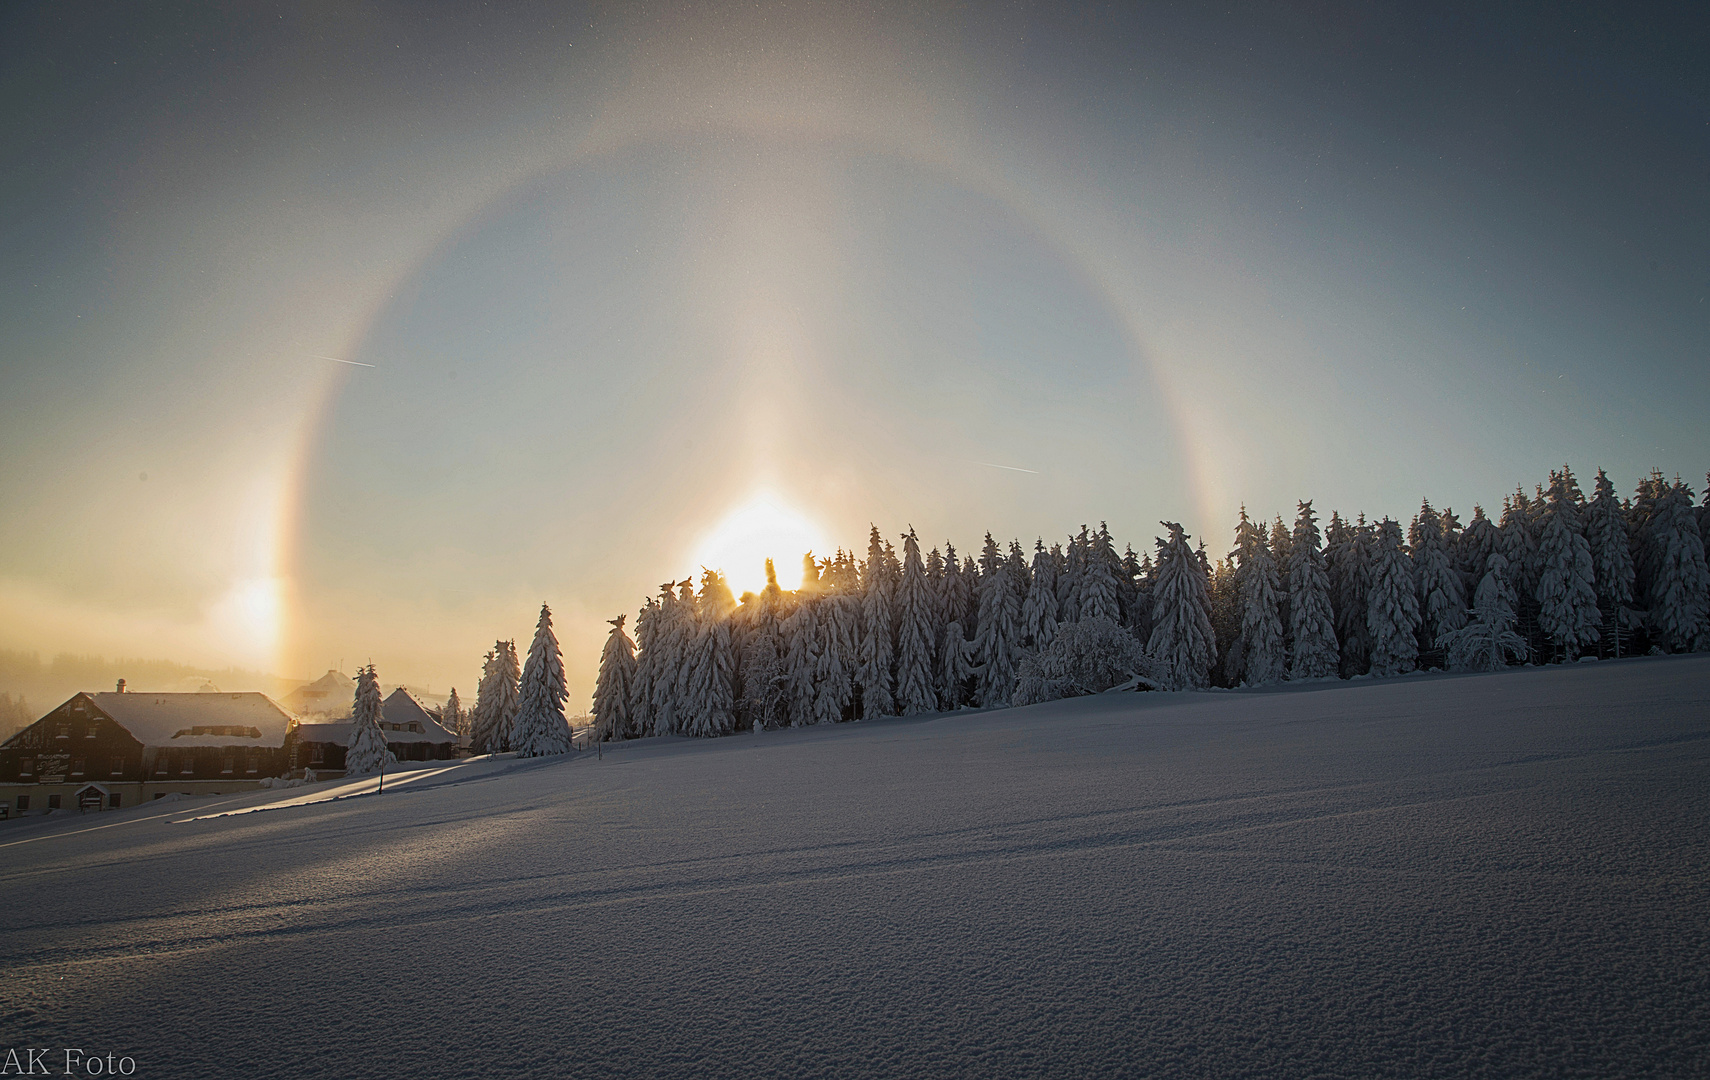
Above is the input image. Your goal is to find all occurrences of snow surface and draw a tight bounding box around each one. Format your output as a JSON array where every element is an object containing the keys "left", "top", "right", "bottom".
[{"left": 2, "top": 657, "right": 1707, "bottom": 1079}]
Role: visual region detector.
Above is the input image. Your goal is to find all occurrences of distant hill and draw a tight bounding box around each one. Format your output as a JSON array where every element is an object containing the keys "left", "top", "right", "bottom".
[{"left": 0, "top": 650, "right": 304, "bottom": 727}]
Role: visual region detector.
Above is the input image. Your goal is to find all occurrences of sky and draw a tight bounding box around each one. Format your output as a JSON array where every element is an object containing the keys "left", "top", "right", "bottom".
[{"left": 1, "top": 1, "right": 1705, "bottom": 706}]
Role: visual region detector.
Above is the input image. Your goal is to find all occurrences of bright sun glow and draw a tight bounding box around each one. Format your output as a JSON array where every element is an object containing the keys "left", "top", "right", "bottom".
[{"left": 691, "top": 494, "right": 831, "bottom": 598}]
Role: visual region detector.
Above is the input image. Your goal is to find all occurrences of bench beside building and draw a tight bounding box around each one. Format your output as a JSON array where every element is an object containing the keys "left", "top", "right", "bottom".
[{"left": 0, "top": 686, "right": 294, "bottom": 815}]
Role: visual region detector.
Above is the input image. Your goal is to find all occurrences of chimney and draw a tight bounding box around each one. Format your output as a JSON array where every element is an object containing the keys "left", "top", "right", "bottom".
[{"left": 116, "top": 678, "right": 127, "bottom": 694}]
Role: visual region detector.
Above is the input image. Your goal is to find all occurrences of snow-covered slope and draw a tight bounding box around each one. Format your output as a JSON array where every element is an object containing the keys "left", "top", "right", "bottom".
[{"left": 2, "top": 657, "right": 1707, "bottom": 1078}]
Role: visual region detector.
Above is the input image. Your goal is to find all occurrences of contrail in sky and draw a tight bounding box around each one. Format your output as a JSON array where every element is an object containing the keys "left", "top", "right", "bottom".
[
  {"left": 973, "top": 460, "right": 1040, "bottom": 475},
  {"left": 315, "top": 354, "right": 375, "bottom": 368}
]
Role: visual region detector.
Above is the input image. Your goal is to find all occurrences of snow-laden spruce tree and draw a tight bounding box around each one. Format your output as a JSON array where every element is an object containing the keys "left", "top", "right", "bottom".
[
  {"left": 344, "top": 664, "right": 395, "bottom": 777},
  {"left": 893, "top": 529, "right": 939, "bottom": 716},
  {"left": 738, "top": 591, "right": 785, "bottom": 731},
  {"left": 493, "top": 640, "right": 522, "bottom": 750},
  {"left": 681, "top": 570, "right": 737, "bottom": 737},
  {"left": 1021, "top": 539, "right": 1060, "bottom": 650},
  {"left": 1367, "top": 518, "right": 1421, "bottom": 677},
  {"left": 1644, "top": 480, "right": 1710, "bottom": 652},
  {"left": 938, "top": 620, "right": 975, "bottom": 710},
  {"left": 973, "top": 533, "right": 1023, "bottom": 707},
  {"left": 471, "top": 640, "right": 520, "bottom": 753},
  {"left": 1442, "top": 554, "right": 1529, "bottom": 672},
  {"left": 1535, "top": 470, "right": 1601, "bottom": 659},
  {"left": 781, "top": 598, "right": 819, "bottom": 727},
  {"left": 441, "top": 686, "right": 466, "bottom": 746},
  {"left": 1234, "top": 513, "right": 1285, "bottom": 686},
  {"left": 1327, "top": 513, "right": 1374, "bottom": 677},
  {"left": 1458, "top": 505, "right": 1500, "bottom": 583},
  {"left": 512, "top": 602, "right": 574, "bottom": 756},
  {"left": 627, "top": 598, "right": 660, "bottom": 737},
  {"left": 814, "top": 591, "right": 858, "bottom": 724},
  {"left": 1147, "top": 522, "right": 1215, "bottom": 690},
  {"left": 856, "top": 527, "right": 896, "bottom": 720},
  {"left": 648, "top": 581, "right": 696, "bottom": 736},
  {"left": 592, "top": 615, "right": 638, "bottom": 741},
  {"left": 469, "top": 648, "right": 499, "bottom": 753},
  {"left": 1498, "top": 491, "right": 1541, "bottom": 604},
  {"left": 939, "top": 540, "right": 975, "bottom": 635},
  {"left": 1288, "top": 501, "right": 1340, "bottom": 679},
  {"left": 1079, "top": 523, "right": 1122, "bottom": 623},
  {"left": 1056, "top": 532, "right": 1082, "bottom": 626},
  {"left": 1013, "top": 615, "right": 1161, "bottom": 705},
  {"left": 1585, "top": 469, "right": 1635, "bottom": 611},
  {"left": 1411, "top": 499, "right": 1467, "bottom": 656}
]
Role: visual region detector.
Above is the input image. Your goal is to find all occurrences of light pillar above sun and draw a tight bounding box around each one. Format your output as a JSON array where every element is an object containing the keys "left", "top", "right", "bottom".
[{"left": 690, "top": 493, "right": 832, "bottom": 598}]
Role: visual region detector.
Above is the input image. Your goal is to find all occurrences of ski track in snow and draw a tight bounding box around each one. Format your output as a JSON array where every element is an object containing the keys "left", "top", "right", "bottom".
[{"left": 1, "top": 657, "right": 1707, "bottom": 1079}]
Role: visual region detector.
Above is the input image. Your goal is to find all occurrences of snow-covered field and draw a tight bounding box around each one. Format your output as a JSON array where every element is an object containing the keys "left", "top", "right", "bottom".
[{"left": 3, "top": 657, "right": 1707, "bottom": 1078}]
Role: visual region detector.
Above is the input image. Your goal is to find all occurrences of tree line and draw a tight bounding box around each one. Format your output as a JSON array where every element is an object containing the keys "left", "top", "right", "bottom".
[{"left": 470, "top": 465, "right": 1708, "bottom": 747}]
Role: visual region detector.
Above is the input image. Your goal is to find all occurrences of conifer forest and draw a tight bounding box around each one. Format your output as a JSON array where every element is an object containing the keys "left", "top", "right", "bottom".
[{"left": 452, "top": 465, "right": 1710, "bottom": 751}]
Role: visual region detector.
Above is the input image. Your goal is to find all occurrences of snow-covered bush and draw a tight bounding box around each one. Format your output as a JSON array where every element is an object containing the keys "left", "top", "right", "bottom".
[
  {"left": 1441, "top": 555, "right": 1529, "bottom": 672},
  {"left": 1013, "top": 616, "right": 1162, "bottom": 706}
]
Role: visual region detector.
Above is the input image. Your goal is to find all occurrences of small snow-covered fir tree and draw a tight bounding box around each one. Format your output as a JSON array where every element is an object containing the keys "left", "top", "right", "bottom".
[
  {"left": 1458, "top": 505, "right": 1500, "bottom": 584},
  {"left": 814, "top": 591, "right": 858, "bottom": 724},
  {"left": 893, "top": 529, "right": 939, "bottom": 716},
  {"left": 344, "top": 664, "right": 395, "bottom": 777},
  {"left": 1013, "top": 615, "right": 1161, "bottom": 705},
  {"left": 938, "top": 620, "right": 975, "bottom": 710},
  {"left": 1442, "top": 554, "right": 1529, "bottom": 672},
  {"left": 1645, "top": 480, "right": 1710, "bottom": 652},
  {"left": 1585, "top": 469, "right": 1635, "bottom": 612},
  {"left": 592, "top": 615, "right": 638, "bottom": 741},
  {"left": 681, "top": 570, "right": 738, "bottom": 737},
  {"left": 1234, "top": 513, "right": 1285, "bottom": 686},
  {"left": 471, "top": 640, "right": 520, "bottom": 753},
  {"left": 512, "top": 603, "right": 574, "bottom": 756},
  {"left": 1535, "top": 470, "right": 1601, "bottom": 659},
  {"left": 1411, "top": 498, "right": 1467, "bottom": 657},
  {"left": 1328, "top": 513, "right": 1374, "bottom": 677},
  {"left": 972, "top": 533, "right": 1023, "bottom": 706},
  {"left": 738, "top": 591, "right": 785, "bottom": 731},
  {"left": 1021, "top": 539, "right": 1060, "bottom": 650},
  {"left": 442, "top": 687, "right": 466, "bottom": 747},
  {"left": 1288, "top": 501, "right": 1340, "bottom": 679},
  {"left": 1078, "top": 523, "right": 1122, "bottom": 623},
  {"left": 1147, "top": 523, "right": 1215, "bottom": 690},
  {"left": 781, "top": 598, "right": 820, "bottom": 727},
  {"left": 1367, "top": 518, "right": 1421, "bottom": 677},
  {"left": 856, "top": 527, "right": 896, "bottom": 720}
]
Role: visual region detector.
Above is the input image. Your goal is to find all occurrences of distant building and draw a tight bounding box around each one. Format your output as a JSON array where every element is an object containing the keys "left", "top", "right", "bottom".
[
  {"left": 0, "top": 685, "right": 294, "bottom": 815},
  {"left": 285, "top": 688, "right": 458, "bottom": 776},
  {"left": 282, "top": 669, "right": 357, "bottom": 717}
]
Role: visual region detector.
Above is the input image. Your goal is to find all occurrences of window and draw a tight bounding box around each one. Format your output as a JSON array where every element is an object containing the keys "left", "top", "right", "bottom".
[
  {"left": 110, "top": 757, "right": 125, "bottom": 776},
  {"left": 15, "top": 795, "right": 27, "bottom": 811},
  {"left": 108, "top": 793, "right": 121, "bottom": 809},
  {"left": 47, "top": 794, "right": 60, "bottom": 809},
  {"left": 71, "top": 758, "right": 85, "bottom": 777},
  {"left": 55, "top": 723, "right": 70, "bottom": 740},
  {"left": 246, "top": 753, "right": 259, "bottom": 775},
  {"left": 310, "top": 745, "right": 325, "bottom": 765},
  {"left": 85, "top": 725, "right": 98, "bottom": 739},
  {"left": 153, "top": 756, "right": 168, "bottom": 776},
  {"left": 19, "top": 758, "right": 32, "bottom": 777},
  {"left": 180, "top": 755, "right": 194, "bottom": 775},
  {"left": 220, "top": 756, "right": 235, "bottom": 775}
]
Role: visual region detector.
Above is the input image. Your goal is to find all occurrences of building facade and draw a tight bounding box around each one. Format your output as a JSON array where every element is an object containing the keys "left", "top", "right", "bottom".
[{"left": 0, "top": 688, "right": 294, "bottom": 815}]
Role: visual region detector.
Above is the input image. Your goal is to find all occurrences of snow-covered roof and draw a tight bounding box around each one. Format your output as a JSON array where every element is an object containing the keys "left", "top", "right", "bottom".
[
  {"left": 284, "top": 670, "right": 356, "bottom": 710},
  {"left": 91, "top": 692, "right": 294, "bottom": 749},
  {"left": 292, "top": 692, "right": 456, "bottom": 746}
]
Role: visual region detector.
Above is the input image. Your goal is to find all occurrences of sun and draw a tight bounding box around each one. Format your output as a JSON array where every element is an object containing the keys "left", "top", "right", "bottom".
[{"left": 691, "top": 494, "right": 831, "bottom": 599}]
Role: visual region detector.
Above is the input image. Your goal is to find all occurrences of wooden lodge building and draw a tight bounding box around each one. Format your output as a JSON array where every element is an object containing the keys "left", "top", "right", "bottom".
[
  {"left": 0, "top": 683, "right": 295, "bottom": 815},
  {"left": 285, "top": 687, "right": 458, "bottom": 776}
]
